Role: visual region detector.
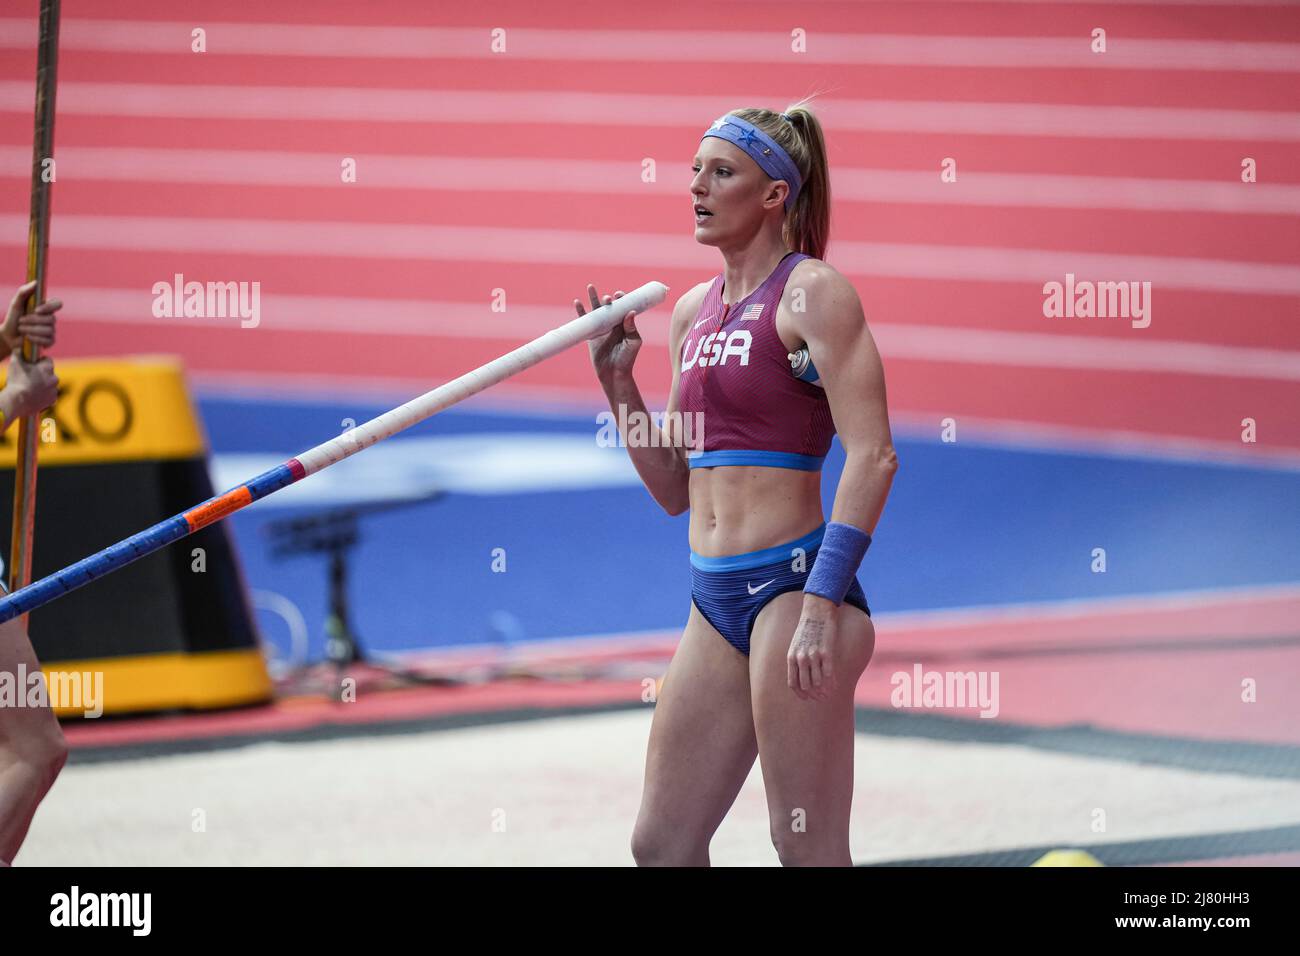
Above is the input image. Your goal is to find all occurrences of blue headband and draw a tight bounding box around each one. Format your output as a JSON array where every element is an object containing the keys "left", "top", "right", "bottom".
[{"left": 700, "top": 114, "right": 803, "bottom": 213}]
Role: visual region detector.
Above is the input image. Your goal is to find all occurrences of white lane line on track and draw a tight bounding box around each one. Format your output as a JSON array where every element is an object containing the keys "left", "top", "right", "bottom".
[
  {"left": 46, "top": 285, "right": 1300, "bottom": 381},
  {"left": 2, "top": 82, "right": 1299, "bottom": 140},
  {"left": 0, "top": 20, "right": 1297, "bottom": 72},
  {"left": 1, "top": 214, "right": 1296, "bottom": 294},
  {"left": 3, "top": 145, "right": 1298, "bottom": 214}
]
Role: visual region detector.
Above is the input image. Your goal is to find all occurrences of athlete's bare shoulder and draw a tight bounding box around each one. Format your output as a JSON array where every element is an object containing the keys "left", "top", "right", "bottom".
[
  {"left": 786, "top": 256, "right": 848, "bottom": 293},
  {"left": 780, "top": 257, "right": 864, "bottom": 346},
  {"left": 786, "top": 258, "right": 861, "bottom": 313}
]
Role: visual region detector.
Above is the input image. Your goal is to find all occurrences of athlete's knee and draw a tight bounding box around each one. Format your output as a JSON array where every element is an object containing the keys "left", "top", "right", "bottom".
[
  {"left": 0, "top": 712, "right": 68, "bottom": 793},
  {"left": 631, "top": 819, "right": 707, "bottom": 867},
  {"left": 37, "top": 727, "right": 69, "bottom": 790},
  {"left": 771, "top": 827, "right": 850, "bottom": 867}
]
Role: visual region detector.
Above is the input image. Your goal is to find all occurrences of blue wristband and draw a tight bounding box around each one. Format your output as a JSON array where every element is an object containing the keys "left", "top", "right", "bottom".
[{"left": 804, "top": 522, "right": 872, "bottom": 605}]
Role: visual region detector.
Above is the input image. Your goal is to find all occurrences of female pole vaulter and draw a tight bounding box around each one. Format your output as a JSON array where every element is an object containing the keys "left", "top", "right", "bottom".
[
  {"left": 0, "top": 279, "right": 65, "bottom": 866},
  {"left": 578, "top": 103, "right": 898, "bottom": 866}
]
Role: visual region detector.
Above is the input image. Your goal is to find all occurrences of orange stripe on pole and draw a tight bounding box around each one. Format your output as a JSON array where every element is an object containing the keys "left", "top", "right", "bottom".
[{"left": 184, "top": 487, "right": 253, "bottom": 532}]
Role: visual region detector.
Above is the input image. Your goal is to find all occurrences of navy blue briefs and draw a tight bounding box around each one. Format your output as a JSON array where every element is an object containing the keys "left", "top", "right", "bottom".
[{"left": 690, "top": 523, "right": 871, "bottom": 657}]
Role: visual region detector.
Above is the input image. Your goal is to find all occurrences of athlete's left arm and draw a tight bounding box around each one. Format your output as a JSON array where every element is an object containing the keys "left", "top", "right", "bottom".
[{"left": 793, "top": 264, "right": 898, "bottom": 536}]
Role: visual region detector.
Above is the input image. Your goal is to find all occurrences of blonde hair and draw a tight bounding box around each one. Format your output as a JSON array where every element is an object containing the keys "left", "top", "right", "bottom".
[{"left": 726, "top": 98, "right": 831, "bottom": 261}]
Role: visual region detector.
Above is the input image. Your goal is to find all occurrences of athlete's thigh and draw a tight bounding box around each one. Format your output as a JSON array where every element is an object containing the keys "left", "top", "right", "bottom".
[
  {"left": 634, "top": 602, "right": 759, "bottom": 845},
  {"left": 0, "top": 618, "right": 61, "bottom": 759},
  {"left": 748, "top": 592, "right": 875, "bottom": 843}
]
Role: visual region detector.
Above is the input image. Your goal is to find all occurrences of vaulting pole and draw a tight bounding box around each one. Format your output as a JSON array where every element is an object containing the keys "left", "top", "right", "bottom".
[
  {"left": 8, "top": 0, "right": 62, "bottom": 604},
  {"left": 0, "top": 282, "right": 667, "bottom": 623}
]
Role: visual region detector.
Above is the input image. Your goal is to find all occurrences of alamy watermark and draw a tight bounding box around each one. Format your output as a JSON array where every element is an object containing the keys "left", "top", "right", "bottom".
[
  {"left": 0, "top": 665, "right": 104, "bottom": 718},
  {"left": 50, "top": 886, "right": 150, "bottom": 935},
  {"left": 152, "top": 273, "right": 260, "bottom": 328},
  {"left": 890, "top": 664, "right": 999, "bottom": 718},
  {"left": 1042, "top": 273, "right": 1151, "bottom": 329},
  {"left": 596, "top": 403, "right": 704, "bottom": 450}
]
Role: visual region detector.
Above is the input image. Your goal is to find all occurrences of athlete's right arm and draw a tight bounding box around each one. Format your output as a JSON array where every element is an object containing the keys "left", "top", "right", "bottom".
[{"left": 583, "top": 283, "right": 703, "bottom": 516}]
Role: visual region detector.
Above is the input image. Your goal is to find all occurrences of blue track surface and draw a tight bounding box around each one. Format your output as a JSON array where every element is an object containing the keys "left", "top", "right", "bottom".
[{"left": 198, "top": 394, "right": 1300, "bottom": 660}]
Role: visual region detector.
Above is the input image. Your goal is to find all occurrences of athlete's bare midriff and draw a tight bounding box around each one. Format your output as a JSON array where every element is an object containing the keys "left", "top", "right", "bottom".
[
  {"left": 681, "top": 259, "right": 827, "bottom": 557},
  {"left": 687, "top": 466, "right": 824, "bottom": 556}
]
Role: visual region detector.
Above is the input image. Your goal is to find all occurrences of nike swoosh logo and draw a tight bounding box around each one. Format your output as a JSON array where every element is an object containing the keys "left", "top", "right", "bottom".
[
  {"left": 693, "top": 315, "right": 714, "bottom": 330},
  {"left": 746, "top": 579, "right": 775, "bottom": 595}
]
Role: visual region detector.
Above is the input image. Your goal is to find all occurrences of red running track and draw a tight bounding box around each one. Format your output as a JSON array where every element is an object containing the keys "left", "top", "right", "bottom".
[
  {"left": 0, "top": 1, "right": 1296, "bottom": 459},
  {"left": 59, "top": 585, "right": 1300, "bottom": 751}
]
